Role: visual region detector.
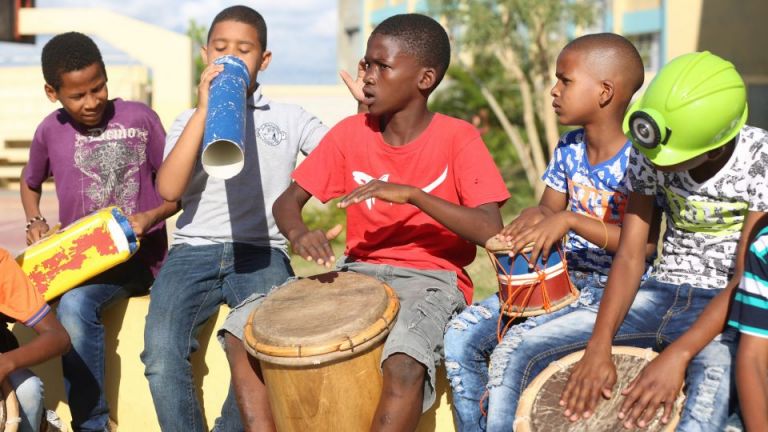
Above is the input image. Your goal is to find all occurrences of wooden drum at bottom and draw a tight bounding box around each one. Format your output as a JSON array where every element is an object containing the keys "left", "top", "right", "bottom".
[
  {"left": 0, "top": 380, "right": 20, "bottom": 432},
  {"left": 515, "top": 346, "right": 685, "bottom": 432},
  {"left": 244, "top": 271, "right": 399, "bottom": 432}
]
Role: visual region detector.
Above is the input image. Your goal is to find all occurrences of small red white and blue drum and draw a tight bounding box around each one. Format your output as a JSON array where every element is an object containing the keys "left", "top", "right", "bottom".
[
  {"left": 515, "top": 346, "right": 684, "bottom": 432},
  {"left": 487, "top": 238, "right": 577, "bottom": 317}
]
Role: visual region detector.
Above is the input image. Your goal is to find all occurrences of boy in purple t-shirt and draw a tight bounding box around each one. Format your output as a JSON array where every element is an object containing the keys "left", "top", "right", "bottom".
[{"left": 19, "top": 32, "right": 178, "bottom": 431}]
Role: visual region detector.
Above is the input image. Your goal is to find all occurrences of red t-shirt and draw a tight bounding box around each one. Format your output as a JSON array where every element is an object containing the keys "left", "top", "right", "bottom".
[
  {"left": 0, "top": 249, "right": 50, "bottom": 327},
  {"left": 293, "top": 113, "right": 509, "bottom": 302}
]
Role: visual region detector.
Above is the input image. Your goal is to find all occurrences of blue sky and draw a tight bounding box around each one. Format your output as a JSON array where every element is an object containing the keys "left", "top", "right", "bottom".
[{"left": 0, "top": 0, "right": 339, "bottom": 85}]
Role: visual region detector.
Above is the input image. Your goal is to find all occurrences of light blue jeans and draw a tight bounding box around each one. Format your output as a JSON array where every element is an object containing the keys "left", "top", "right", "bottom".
[
  {"left": 485, "top": 278, "right": 737, "bottom": 432},
  {"left": 141, "top": 243, "right": 293, "bottom": 432},
  {"left": 444, "top": 271, "right": 605, "bottom": 432},
  {"left": 7, "top": 368, "right": 43, "bottom": 432},
  {"left": 57, "top": 258, "right": 153, "bottom": 432}
]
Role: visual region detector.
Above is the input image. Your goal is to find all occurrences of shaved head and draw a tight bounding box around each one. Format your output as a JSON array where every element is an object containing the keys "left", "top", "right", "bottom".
[{"left": 563, "top": 33, "right": 644, "bottom": 100}]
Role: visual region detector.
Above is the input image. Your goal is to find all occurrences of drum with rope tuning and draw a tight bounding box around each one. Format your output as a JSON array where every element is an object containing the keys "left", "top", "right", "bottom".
[
  {"left": 244, "top": 271, "right": 399, "bottom": 431},
  {"left": 486, "top": 237, "right": 577, "bottom": 318},
  {"left": 515, "top": 346, "right": 684, "bottom": 432}
]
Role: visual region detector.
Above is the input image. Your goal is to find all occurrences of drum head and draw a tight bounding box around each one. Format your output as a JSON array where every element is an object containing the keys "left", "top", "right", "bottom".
[
  {"left": 245, "top": 271, "right": 399, "bottom": 366},
  {"left": 516, "top": 346, "right": 684, "bottom": 432}
]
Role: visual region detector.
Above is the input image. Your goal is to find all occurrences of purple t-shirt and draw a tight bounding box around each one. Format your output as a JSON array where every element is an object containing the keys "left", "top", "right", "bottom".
[{"left": 24, "top": 98, "right": 168, "bottom": 276}]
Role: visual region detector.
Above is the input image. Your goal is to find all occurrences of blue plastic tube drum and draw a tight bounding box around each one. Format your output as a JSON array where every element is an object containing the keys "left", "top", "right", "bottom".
[{"left": 202, "top": 55, "right": 250, "bottom": 179}]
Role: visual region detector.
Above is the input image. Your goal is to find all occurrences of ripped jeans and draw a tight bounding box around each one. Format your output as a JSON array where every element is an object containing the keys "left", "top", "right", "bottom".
[
  {"left": 444, "top": 271, "right": 606, "bottom": 432},
  {"left": 485, "top": 278, "right": 737, "bottom": 432}
]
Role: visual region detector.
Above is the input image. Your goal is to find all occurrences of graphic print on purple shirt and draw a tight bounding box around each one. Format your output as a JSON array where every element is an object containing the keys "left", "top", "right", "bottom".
[{"left": 24, "top": 98, "right": 168, "bottom": 276}]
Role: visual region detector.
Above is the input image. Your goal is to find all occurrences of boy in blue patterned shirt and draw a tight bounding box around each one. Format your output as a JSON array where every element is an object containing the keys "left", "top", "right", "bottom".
[
  {"left": 730, "top": 226, "right": 768, "bottom": 431},
  {"left": 443, "top": 33, "right": 658, "bottom": 431}
]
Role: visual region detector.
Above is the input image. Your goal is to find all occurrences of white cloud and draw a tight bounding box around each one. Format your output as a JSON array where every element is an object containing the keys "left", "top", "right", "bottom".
[{"left": 28, "top": 0, "right": 339, "bottom": 84}]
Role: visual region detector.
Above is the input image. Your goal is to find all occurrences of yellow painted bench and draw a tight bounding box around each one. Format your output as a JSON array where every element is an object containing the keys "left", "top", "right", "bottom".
[{"left": 13, "top": 295, "right": 457, "bottom": 431}]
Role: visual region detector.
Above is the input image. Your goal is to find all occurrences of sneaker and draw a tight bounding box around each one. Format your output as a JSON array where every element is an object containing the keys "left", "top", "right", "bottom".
[{"left": 42, "top": 409, "right": 66, "bottom": 432}]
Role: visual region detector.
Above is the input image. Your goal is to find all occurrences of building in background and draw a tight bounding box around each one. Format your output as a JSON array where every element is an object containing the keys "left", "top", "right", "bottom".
[
  {"left": 338, "top": 0, "right": 767, "bottom": 129},
  {"left": 0, "top": 5, "right": 355, "bottom": 187}
]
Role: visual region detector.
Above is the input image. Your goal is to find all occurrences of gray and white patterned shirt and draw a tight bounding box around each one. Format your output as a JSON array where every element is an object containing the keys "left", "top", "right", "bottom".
[{"left": 628, "top": 125, "right": 768, "bottom": 290}]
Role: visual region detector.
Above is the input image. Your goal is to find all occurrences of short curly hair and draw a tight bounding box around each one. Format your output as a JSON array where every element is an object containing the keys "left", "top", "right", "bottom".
[
  {"left": 371, "top": 14, "right": 451, "bottom": 89},
  {"left": 42, "top": 32, "right": 106, "bottom": 91},
  {"left": 208, "top": 5, "right": 267, "bottom": 51}
]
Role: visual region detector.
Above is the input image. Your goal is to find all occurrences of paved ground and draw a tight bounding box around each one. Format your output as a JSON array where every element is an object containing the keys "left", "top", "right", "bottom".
[{"left": 0, "top": 188, "right": 59, "bottom": 255}]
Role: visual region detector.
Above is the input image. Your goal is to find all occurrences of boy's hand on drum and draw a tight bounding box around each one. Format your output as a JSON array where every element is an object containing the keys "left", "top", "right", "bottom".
[
  {"left": 618, "top": 350, "right": 686, "bottom": 428},
  {"left": 560, "top": 349, "right": 617, "bottom": 421},
  {"left": 290, "top": 224, "right": 342, "bottom": 268},
  {"left": 26, "top": 220, "right": 50, "bottom": 245},
  {"left": 509, "top": 211, "right": 572, "bottom": 266},
  {"left": 128, "top": 211, "right": 155, "bottom": 238},
  {"left": 337, "top": 180, "right": 415, "bottom": 209},
  {"left": 499, "top": 206, "right": 547, "bottom": 244}
]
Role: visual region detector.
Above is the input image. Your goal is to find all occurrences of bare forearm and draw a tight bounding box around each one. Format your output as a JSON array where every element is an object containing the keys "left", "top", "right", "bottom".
[
  {"left": 157, "top": 110, "right": 206, "bottom": 201},
  {"left": 662, "top": 289, "right": 735, "bottom": 364},
  {"left": 3, "top": 330, "right": 69, "bottom": 372},
  {"left": 566, "top": 212, "right": 621, "bottom": 253},
  {"left": 274, "top": 188, "right": 311, "bottom": 243},
  {"left": 144, "top": 201, "right": 180, "bottom": 228},
  {"left": 737, "top": 337, "right": 768, "bottom": 432},
  {"left": 20, "top": 177, "right": 43, "bottom": 220},
  {"left": 409, "top": 189, "right": 502, "bottom": 246},
  {"left": 587, "top": 256, "right": 647, "bottom": 351}
]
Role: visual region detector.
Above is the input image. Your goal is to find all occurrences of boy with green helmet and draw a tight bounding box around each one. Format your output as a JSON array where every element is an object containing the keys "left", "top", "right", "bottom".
[
  {"left": 557, "top": 50, "right": 768, "bottom": 430},
  {"left": 623, "top": 51, "right": 749, "bottom": 167}
]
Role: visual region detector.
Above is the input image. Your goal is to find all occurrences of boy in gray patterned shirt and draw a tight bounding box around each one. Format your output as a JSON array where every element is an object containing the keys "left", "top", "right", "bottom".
[{"left": 488, "top": 51, "right": 768, "bottom": 431}]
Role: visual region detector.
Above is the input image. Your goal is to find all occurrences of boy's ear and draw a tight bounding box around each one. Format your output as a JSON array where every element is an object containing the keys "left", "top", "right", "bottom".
[
  {"left": 417, "top": 67, "right": 437, "bottom": 91},
  {"left": 200, "top": 45, "right": 210, "bottom": 65},
  {"left": 599, "top": 79, "right": 615, "bottom": 107},
  {"left": 259, "top": 50, "right": 272, "bottom": 72},
  {"left": 44, "top": 84, "right": 58, "bottom": 103}
]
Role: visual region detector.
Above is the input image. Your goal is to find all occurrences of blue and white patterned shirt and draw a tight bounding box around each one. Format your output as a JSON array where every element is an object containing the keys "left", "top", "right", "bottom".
[{"left": 542, "top": 129, "right": 633, "bottom": 275}]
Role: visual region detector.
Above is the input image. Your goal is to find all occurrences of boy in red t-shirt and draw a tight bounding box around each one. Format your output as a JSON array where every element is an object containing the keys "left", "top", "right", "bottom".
[
  {"left": 0, "top": 248, "right": 70, "bottom": 431},
  {"left": 270, "top": 14, "right": 509, "bottom": 431}
]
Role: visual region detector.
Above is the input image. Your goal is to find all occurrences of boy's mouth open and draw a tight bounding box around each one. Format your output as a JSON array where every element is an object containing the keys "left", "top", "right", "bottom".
[{"left": 362, "top": 88, "right": 375, "bottom": 105}]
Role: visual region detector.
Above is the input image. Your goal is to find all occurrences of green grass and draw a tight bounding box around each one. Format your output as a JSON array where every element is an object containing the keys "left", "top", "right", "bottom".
[{"left": 290, "top": 246, "right": 499, "bottom": 303}]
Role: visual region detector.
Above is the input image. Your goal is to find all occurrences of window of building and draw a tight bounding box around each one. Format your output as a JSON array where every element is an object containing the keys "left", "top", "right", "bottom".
[{"left": 627, "top": 32, "right": 660, "bottom": 71}]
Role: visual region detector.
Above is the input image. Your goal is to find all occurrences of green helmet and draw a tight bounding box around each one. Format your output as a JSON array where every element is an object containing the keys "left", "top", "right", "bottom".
[{"left": 623, "top": 51, "right": 748, "bottom": 166}]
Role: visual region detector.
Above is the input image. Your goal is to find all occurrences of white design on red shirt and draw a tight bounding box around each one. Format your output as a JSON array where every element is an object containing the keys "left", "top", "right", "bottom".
[{"left": 352, "top": 166, "right": 449, "bottom": 210}]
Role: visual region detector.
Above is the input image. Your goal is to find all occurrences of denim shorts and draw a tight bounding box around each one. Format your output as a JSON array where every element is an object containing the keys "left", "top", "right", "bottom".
[
  {"left": 218, "top": 288, "right": 273, "bottom": 346},
  {"left": 336, "top": 257, "right": 466, "bottom": 412}
]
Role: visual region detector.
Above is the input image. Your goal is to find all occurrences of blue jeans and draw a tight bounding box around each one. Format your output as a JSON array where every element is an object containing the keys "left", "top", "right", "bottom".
[
  {"left": 444, "top": 271, "right": 605, "bottom": 432},
  {"left": 8, "top": 368, "right": 43, "bottom": 432},
  {"left": 141, "top": 243, "right": 293, "bottom": 432},
  {"left": 57, "top": 258, "right": 152, "bottom": 432},
  {"left": 485, "top": 278, "right": 737, "bottom": 432}
]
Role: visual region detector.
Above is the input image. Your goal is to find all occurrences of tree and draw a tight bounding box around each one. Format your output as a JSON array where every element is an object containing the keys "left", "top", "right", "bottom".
[
  {"left": 429, "top": 0, "right": 597, "bottom": 197},
  {"left": 187, "top": 19, "right": 207, "bottom": 88}
]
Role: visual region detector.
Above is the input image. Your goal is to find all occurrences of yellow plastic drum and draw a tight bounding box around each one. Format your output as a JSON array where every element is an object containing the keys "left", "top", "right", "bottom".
[
  {"left": 244, "top": 271, "right": 399, "bottom": 432},
  {"left": 16, "top": 207, "right": 139, "bottom": 301}
]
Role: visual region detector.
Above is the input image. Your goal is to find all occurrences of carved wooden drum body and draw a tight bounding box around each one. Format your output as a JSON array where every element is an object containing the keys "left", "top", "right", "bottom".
[{"left": 244, "top": 272, "right": 399, "bottom": 431}]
